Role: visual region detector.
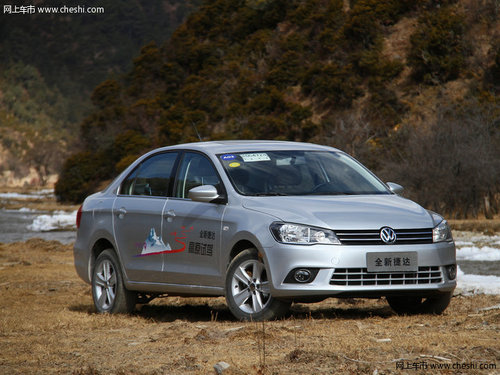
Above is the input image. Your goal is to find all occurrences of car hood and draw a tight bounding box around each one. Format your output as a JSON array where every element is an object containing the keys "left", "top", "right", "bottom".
[{"left": 241, "top": 195, "right": 435, "bottom": 230}]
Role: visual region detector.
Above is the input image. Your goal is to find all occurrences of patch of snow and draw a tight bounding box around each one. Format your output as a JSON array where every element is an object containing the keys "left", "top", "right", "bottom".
[
  {"left": 0, "top": 189, "right": 54, "bottom": 200},
  {"left": 28, "top": 210, "right": 77, "bottom": 231},
  {"left": 456, "top": 266, "right": 500, "bottom": 295},
  {"left": 456, "top": 246, "right": 500, "bottom": 261}
]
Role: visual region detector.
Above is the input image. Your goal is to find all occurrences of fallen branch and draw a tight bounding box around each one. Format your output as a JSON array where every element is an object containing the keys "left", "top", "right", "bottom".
[
  {"left": 340, "top": 355, "right": 412, "bottom": 364},
  {"left": 478, "top": 304, "right": 500, "bottom": 312},
  {"left": 419, "top": 355, "right": 452, "bottom": 362}
]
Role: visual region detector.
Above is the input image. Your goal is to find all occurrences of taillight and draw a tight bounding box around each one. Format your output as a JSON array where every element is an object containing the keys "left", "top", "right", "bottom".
[{"left": 76, "top": 205, "right": 83, "bottom": 229}]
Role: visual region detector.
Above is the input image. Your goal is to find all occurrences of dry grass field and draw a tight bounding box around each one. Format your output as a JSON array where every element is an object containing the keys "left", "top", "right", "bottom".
[{"left": 0, "top": 239, "right": 499, "bottom": 375}]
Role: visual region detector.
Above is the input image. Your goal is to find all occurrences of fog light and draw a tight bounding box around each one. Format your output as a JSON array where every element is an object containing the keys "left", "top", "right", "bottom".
[
  {"left": 294, "top": 269, "right": 312, "bottom": 283},
  {"left": 446, "top": 264, "right": 457, "bottom": 280},
  {"left": 283, "top": 268, "right": 319, "bottom": 284}
]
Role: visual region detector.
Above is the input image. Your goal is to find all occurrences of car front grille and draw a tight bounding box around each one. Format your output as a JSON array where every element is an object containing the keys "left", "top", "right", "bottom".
[
  {"left": 330, "top": 266, "right": 443, "bottom": 286},
  {"left": 335, "top": 229, "right": 433, "bottom": 245}
]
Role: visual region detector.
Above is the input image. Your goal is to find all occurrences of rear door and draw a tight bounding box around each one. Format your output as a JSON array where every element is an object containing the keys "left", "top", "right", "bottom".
[
  {"left": 113, "top": 152, "right": 178, "bottom": 282},
  {"left": 160, "top": 151, "right": 226, "bottom": 286}
]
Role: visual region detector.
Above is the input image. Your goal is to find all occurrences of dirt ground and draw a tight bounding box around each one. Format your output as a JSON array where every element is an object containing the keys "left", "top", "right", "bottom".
[{"left": 0, "top": 239, "right": 499, "bottom": 375}]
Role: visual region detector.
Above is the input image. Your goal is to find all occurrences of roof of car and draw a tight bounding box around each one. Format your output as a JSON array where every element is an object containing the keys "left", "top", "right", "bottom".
[{"left": 156, "top": 140, "right": 338, "bottom": 154}]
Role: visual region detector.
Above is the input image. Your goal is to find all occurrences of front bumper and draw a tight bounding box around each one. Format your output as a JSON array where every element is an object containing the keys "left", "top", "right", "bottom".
[{"left": 263, "top": 241, "right": 456, "bottom": 298}]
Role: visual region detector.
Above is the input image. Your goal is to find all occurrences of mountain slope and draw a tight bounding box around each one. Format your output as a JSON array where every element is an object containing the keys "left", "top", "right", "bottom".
[{"left": 51, "top": 0, "right": 500, "bottom": 217}]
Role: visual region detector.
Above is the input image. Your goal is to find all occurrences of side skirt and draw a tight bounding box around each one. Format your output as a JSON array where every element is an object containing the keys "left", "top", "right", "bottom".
[{"left": 125, "top": 280, "right": 225, "bottom": 297}]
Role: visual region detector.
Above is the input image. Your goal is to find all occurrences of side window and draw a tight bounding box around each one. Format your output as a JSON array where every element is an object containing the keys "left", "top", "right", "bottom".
[
  {"left": 175, "top": 152, "right": 222, "bottom": 198},
  {"left": 120, "top": 152, "right": 178, "bottom": 196}
]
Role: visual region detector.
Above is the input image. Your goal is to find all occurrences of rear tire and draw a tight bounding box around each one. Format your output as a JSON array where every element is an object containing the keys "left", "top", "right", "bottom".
[
  {"left": 92, "top": 249, "right": 137, "bottom": 314},
  {"left": 387, "top": 292, "right": 452, "bottom": 315},
  {"left": 225, "top": 249, "right": 290, "bottom": 321}
]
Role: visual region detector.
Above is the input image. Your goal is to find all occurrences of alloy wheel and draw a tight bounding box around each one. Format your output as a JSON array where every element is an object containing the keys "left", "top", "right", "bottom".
[
  {"left": 230, "top": 258, "right": 271, "bottom": 314},
  {"left": 93, "top": 259, "right": 117, "bottom": 310}
]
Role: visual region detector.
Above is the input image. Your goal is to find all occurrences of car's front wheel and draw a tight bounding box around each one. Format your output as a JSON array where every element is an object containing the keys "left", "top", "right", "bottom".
[
  {"left": 92, "top": 249, "right": 136, "bottom": 314},
  {"left": 225, "top": 249, "right": 290, "bottom": 321},
  {"left": 387, "top": 292, "right": 453, "bottom": 315}
]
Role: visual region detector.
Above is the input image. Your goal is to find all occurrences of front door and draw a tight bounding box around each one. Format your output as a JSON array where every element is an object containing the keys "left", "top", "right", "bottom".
[{"left": 161, "top": 152, "right": 226, "bottom": 286}]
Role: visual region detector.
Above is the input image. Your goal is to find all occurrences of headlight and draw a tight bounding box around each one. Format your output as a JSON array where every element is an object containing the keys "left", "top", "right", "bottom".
[
  {"left": 433, "top": 220, "right": 452, "bottom": 242},
  {"left": 270, "top": 222, "right": 341, "bottom": 245}
]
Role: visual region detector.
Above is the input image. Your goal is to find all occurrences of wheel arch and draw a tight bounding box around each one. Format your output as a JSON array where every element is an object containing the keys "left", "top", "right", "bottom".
[
  {"left": 89, "top": 238, "right": 116, "bottom": 281},
  {"left": 227, "top": 240, "right": 259, "bottom": 269}
]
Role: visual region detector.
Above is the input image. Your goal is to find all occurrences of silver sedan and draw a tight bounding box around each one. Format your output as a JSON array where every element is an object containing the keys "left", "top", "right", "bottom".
[{"left": 74, "top": 141, "right": 456, "bottom": 320}]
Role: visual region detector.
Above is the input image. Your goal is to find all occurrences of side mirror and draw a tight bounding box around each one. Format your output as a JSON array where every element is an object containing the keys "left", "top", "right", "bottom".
[
  {"left": 386, "top": 182, "right": 404, "bottom": 195},
  {"left": 188, "top": 185, "right": 220, "bottom": 203}
]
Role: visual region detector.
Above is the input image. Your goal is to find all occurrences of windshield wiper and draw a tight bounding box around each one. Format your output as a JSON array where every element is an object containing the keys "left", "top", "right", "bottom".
[
  {"left": 248, "top": 192, "right": 288, "bottom": 196},
  {"left": 306, "top": 191, "right": 353, "bottom": 196}
]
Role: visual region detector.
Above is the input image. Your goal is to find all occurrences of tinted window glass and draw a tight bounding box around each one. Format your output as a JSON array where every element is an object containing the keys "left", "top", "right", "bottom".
[
  {"left": 218, "top": 151, "right": 389, "bottom": 196},
  {"left": 175, "top": 152, "right": 222, "bottom": 198},
  {"left": 120, "top": 152, "right": 178, "bottom": 196}
]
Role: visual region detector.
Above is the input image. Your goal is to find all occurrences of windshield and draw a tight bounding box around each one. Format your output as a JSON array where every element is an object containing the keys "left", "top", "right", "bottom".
[{"left": 218, "top": 151, "right": 389, "bottom": 196}]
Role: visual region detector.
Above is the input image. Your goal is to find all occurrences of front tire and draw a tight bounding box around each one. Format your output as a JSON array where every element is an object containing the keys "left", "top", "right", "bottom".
[
  {"left": 387, "top": 292, "right": 453, "bottom": 315},
  {"left": 92, "top": 249, "right": 136, "bottom": 314},
  {"left": 225, "top": 249, "right": 290, "bottom": 321}
]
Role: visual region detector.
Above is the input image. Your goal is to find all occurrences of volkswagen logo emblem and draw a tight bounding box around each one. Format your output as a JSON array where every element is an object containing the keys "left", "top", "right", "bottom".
[{"left": 380, "top": 227, "right": 397, "bottom": 244}]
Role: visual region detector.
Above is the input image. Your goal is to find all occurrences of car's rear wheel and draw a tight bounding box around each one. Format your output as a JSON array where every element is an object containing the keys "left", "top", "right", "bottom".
[
  {"left": 225, "top": 249, "right": 290, "bottom": 321},
  {"left": 92, "top": 249, "right": 136, "bottom": 314},
  {"left": 387, "top": 292, "right": 453, "bottom": 315}
]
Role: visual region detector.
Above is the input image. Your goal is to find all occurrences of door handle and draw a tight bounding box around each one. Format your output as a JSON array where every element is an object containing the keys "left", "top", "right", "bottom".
[
  {"left": 164, "top": 209, "right": 176, "bottom": 217},
  {"left": 117, "top": 207, "right": 127, "bottom": 219}
]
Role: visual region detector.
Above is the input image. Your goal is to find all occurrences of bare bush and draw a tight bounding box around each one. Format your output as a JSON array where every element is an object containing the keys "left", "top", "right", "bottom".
[
  {"left": 321, "top": 113, "right": 375, "bottom": 162},
  {"left": 380, "top": 99, "right": 500, "bottom": 218}
]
